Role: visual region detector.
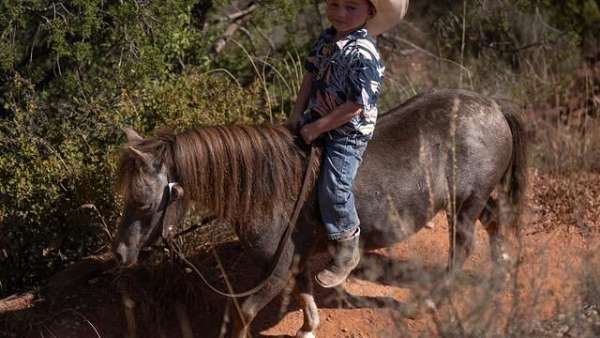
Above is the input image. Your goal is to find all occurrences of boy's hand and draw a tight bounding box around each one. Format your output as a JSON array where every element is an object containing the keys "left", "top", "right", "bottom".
[{"left": 300, "top": 123, "right": 321, "bottom": 144}]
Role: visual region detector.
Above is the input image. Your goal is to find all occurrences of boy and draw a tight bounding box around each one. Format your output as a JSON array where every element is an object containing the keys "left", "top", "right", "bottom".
[{"left": 288, "top": 0, "right": 409, "bottom": 288}]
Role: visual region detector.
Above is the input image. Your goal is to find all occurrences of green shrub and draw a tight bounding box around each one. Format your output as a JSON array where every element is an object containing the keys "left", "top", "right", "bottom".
[
  {"left": 0, "top": 68, "right": 274, "bottom": 296},
  {"left": 0, "top": 0, "right": 313, "bottom": 297}
]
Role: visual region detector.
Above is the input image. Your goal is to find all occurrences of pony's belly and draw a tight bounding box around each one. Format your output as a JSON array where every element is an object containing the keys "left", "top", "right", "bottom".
[
  {"left": 355, "top": 195, "right": 425, "bottom": 249},
  {"left": 353, "top": 178, "right": 437, "bottom": 251},
  {"left": 361, "top": 226, "right": 412, "bottom": 250}
]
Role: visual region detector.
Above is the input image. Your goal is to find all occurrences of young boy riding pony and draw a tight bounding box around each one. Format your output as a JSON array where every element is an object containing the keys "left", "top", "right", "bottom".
[{"left": 288, "top": 0, "right": 409, "bottom": 288}]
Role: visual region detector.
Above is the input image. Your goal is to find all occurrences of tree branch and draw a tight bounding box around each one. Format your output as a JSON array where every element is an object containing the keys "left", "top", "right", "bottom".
[{"left": 212, "top": 2, "right": 258, "bottom": 55}]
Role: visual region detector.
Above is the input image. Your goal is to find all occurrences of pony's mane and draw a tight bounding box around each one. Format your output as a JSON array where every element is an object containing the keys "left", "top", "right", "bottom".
[{"left": 117, "top": 125, "right": 319, "bottom": 226}]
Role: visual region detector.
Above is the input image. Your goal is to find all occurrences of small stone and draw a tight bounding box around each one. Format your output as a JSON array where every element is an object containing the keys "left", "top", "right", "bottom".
[
  {"left": 425, "top": 298, "right": 437, "bottom": 311},
  {"left": 123, "top": 297, "right": 135, "bottom": 309}
]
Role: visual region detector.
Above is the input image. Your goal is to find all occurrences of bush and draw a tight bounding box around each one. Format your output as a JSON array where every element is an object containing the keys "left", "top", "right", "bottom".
[
  {"left": 0, "top": 69, "right": 273, "bottom": 296},
  {"left": 0, "top": 0, "right": 313, "bottom": 297}
]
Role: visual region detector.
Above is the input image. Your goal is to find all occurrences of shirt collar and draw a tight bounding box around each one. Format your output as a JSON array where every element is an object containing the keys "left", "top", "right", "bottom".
[{"left": 325, "top": 26, "right": 370, "bottom": 47}]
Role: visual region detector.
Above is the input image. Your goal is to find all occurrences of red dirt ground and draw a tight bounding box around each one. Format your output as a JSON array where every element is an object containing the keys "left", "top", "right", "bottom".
[{"left": 1, "top": 171, "right": 599, "bottom": 338}]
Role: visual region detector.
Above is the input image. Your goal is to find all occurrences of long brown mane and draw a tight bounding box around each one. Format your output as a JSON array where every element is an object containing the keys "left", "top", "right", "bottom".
[{"left": 117, "top": 125, "right": 319, "bottom": 226}]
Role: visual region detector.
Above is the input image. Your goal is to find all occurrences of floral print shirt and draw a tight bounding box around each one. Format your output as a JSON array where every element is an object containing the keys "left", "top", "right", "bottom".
[{"left": 305, "top": 26, "right": 384, "bottom": 137}]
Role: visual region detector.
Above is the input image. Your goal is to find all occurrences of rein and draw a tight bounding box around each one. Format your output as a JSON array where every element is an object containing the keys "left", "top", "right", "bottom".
[{"left": 160, "top": 144, "right": 319, "bottom": 298}]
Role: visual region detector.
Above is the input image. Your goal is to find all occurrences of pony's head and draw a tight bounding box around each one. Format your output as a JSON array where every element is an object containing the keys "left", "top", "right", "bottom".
[{"left": 112, "top": 128, "right": 184, "bottom": 266}]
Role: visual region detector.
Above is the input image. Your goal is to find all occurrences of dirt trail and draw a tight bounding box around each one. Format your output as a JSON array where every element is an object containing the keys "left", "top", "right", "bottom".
[
  {"left": 1, "top": 172, "right": 599, "bottom": 338},
  {"left": 263, "top": 216, "right": 596, "bottom": 337}
]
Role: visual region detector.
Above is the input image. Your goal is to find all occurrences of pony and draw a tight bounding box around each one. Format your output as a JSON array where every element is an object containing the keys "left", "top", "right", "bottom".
[{"left": 113, "top": 89, "right": 527, "bottom": 338}]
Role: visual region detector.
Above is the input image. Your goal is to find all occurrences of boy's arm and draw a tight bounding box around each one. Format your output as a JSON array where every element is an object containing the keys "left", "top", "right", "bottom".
[
  {"left": 300, "top": 101, "right": 362, "bottom": 144},
  {"left": 287, "top": 72, "right": 314, "bottom": 129}
]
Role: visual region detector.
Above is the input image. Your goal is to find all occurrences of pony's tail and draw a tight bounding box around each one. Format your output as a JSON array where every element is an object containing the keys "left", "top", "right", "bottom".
[{"left": 500, "top": 104, "right": 528, "bottom": 233}]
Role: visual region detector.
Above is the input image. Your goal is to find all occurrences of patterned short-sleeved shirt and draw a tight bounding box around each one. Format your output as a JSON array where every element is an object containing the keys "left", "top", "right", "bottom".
[{"left": 305, "top": 26, "right": 384, "bottom": 137}]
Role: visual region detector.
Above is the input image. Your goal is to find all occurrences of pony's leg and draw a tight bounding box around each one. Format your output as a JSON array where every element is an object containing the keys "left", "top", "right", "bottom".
[
  {"left": 480, "top": 196, "right": 514, "bottom": 280},
  {"left": 447, "top": 196, "right": 487, "bottom": 271},
  {"left": 294, "top": 267, "right": 319, "bottom": 338},
  {"left": 231, "top": 245, "right": 295, "bottom": 338}
]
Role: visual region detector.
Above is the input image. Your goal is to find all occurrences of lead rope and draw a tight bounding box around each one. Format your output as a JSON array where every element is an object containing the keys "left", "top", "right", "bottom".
[{"left": 166, "top": 145, "right": 319, "bottom": 298}]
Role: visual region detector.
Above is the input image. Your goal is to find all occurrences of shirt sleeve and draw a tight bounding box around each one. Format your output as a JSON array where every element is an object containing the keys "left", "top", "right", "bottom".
[
  {"left": 304, "top": 32, "right": 326, "bottom": 75},
  {"left": 346, "top": 52, "right": 384, "bottom": 108}
]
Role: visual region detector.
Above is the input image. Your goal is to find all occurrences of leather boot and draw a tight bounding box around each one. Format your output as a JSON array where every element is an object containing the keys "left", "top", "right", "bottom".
[{"left": 315, "top": 228, "right": 360, "bottom": 288}]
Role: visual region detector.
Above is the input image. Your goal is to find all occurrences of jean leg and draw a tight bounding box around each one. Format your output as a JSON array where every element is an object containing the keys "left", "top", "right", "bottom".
[{"left": 318, "top": 135, "right": 368, "bottom": 240}]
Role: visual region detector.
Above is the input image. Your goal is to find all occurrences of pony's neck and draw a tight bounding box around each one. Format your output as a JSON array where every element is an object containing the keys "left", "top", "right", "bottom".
[{"left": 173, "top": 125, "right": 307, "bottom": 225}]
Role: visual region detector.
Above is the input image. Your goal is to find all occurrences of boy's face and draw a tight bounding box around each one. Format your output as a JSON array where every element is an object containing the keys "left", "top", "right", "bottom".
[{"left": 325, "top": 0, "right": 374, "bottom": 36}]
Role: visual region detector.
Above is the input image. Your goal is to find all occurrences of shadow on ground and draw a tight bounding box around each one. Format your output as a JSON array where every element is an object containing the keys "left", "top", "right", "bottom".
[{"left": 0, "top": 242, "right": 483, "bottom": 338}]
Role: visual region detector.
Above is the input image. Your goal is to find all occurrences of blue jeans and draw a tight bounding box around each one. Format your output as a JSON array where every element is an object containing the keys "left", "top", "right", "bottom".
[{"left": 303, "top": 111, "right": 369, "bottom": 240}]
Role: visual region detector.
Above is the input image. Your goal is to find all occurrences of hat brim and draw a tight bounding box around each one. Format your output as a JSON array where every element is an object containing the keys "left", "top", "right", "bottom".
[{"left": 366, "top": 0, "right": 409, "bottom": 36}]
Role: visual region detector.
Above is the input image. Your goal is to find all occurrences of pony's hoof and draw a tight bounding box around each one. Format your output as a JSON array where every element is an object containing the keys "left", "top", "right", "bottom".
[{"left": 296, "top": 330, "right": 316, "bottom": 338}]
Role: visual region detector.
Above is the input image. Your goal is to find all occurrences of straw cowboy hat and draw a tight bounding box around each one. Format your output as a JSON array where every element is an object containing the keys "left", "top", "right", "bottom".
[{"left": 367, "top": 0, "right": 409, "bottom": 36}]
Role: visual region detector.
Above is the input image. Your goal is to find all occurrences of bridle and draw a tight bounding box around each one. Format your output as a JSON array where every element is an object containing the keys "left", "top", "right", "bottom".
[
  {"left": 156, "top": 145, "right": 319, "bottom": 298},
  {"left": 158, "top": 182, "right": 183, "bottom": 241}
]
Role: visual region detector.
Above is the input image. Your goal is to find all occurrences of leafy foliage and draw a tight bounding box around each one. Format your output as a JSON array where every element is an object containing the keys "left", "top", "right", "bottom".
[
  {"left": 433, "top": 0, "right": 581, "bottom": 69},
  {"left": 0, "top": 0, "right": 312, "bottom": 297},
  {"left": 518, "top": 0, "right": 600, "bottom": 53}
]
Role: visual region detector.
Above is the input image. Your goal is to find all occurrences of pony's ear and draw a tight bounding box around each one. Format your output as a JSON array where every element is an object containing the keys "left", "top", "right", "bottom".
[
  {"left": 123, "top": 127, "right": 144, "bottom": 143},
  {"left": 128, "top": 146, "right": 153, "bottom": 167}
]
